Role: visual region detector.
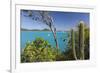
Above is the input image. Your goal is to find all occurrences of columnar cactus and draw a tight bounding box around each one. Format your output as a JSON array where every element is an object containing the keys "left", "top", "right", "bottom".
[
  {"left": 71, "top": 29, "right": 77, "bottom": 60},
  {"left": 78, "top": 21, "right": 85, "bottom": 60}
]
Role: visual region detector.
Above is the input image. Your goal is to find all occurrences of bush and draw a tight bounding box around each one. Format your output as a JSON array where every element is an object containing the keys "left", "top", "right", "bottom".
[{"left": 21, "top": 38, "right": 59, "bottom": 63}]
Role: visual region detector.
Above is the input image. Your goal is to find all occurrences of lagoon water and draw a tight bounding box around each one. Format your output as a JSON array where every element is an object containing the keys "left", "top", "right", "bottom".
[{"left": 21, "top": 31, "right": 69, "bottom": 51}]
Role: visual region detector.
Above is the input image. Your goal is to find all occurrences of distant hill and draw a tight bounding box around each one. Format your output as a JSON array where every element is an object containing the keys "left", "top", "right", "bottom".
[
  {"left": 21, "top": 28, "right": 50, "bottom": 31},
  {"left": 21, "top": 28, "right": 31, "bottom": 31},
  {"left": 21, "top": 28, "right": 70, "bottom": 32},
  {"left": 42, "top": 28, "right": 50, "bottom": 31}
]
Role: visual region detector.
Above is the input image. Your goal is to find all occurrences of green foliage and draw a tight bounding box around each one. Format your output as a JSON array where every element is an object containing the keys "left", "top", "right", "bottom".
[
  {"left": 21, "top": 38, "right": 61, "bottom": 63},
  {"left": 64, "top": 49, "right": 75, "bottom": 60}
]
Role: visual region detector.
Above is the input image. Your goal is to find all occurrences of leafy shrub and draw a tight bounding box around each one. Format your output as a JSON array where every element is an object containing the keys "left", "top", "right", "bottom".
[{"left": 21, "top": 38, "right": 59, "bottom": 63}]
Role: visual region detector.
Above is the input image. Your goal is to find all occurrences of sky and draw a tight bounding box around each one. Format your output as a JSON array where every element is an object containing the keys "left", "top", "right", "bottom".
[{"left": 21, "top": 10, "right": 89, "bottom": 31}]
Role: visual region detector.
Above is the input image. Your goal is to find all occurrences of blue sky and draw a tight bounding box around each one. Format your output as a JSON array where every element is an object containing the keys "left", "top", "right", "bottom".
[{"left": 21, "top": 10, "right": 89, "bottom": 31}]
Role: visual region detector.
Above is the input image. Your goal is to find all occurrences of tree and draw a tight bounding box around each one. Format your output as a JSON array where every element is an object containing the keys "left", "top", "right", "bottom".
[{"left": 22, "top": 10, "right": 59, "bottom": 49}]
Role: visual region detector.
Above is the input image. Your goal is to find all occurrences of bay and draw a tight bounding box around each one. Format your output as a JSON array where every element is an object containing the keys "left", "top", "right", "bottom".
[{"left": 21, "top": 31, "right": 69, "bottom": 51}]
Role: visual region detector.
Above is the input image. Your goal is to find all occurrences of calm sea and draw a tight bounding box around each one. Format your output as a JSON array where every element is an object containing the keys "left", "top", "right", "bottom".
[{"left": 21, "top": 31, "right": 69, "bottom": 51}]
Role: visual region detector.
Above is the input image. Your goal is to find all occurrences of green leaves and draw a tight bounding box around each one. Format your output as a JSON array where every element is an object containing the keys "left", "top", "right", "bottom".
[{"left": 21, "top": 37, "right": 59, "bottom": 63}]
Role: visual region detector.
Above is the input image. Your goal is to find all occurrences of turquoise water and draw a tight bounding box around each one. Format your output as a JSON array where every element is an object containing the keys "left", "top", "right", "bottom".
[{"left": 21, "top": 31, "right": 69, "bottom": 51}]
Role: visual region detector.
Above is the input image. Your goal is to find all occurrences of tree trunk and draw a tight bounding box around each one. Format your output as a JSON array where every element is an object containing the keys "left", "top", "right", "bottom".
[{"left": 50, "top": 27, "right": 59, "bottom": 49}]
